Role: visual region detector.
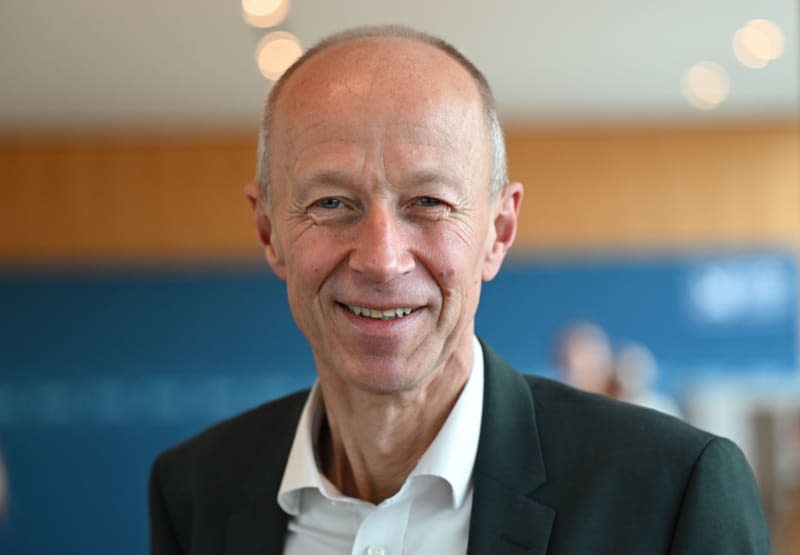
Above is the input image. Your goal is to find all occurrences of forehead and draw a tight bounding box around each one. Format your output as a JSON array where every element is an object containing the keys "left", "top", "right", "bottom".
[
  {"left": 275, "top": 37, "right": 481, "bottom": 117},
  {"left": 270, "top": 37, "right": 488, "bottom": 177}
]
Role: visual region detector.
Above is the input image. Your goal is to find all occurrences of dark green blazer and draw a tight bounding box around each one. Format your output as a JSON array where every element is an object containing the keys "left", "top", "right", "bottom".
[{"left": 149, "top": 342, "right": 769, "bottom": 554}]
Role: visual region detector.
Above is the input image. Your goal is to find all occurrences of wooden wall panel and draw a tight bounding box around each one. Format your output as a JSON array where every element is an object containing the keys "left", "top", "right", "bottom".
[
  {"left": 507, "top": 125, "right": 799, "bottom": 250},
  {"left": 0, "top": 124, "right": 797, "bottom": 263},
  {"left": 0, "top": 135, "right": 261, "bottom": 263}
]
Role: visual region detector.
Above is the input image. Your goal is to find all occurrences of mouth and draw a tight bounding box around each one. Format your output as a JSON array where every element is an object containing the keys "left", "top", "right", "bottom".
[{"left": 343, "top": 304, "right": 416, "bottom": 320}]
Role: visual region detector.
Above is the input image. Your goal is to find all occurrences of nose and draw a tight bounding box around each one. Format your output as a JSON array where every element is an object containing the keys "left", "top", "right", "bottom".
[{"left": 348, "top": 203, "right": 415, "bottom": 283}]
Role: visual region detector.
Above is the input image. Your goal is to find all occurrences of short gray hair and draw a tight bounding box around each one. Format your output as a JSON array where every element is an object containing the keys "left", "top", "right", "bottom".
[{"left": 256, "top": 25, "right": 508, "bottom": 204}]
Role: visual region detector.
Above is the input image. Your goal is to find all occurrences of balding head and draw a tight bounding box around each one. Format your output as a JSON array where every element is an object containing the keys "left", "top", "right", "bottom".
[
  {"left": 243, "top": 26, "right": 523, "bottom": 401},
  {"left": 256, "top": 25, "right": 507, "bottom": 204}
]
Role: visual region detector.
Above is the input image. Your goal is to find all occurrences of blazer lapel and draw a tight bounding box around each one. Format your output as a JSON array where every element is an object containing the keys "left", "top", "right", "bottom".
[
  {"left": 467, "top": 341, "right": 555, "bottom": 555},
  {"left": 224, "top": 392, "right": 307, "bottom": 555}
]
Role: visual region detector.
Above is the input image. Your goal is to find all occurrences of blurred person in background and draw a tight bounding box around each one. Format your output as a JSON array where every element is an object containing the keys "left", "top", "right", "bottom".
[
  {"left": 555, "top": 321, "right": 616, "bottom": 396},
  {"left": 614, "top": 342, "right": 682, "bottom": 418},
  {"left": 149, "top": 25, "right": 768, "bottom": 554}
]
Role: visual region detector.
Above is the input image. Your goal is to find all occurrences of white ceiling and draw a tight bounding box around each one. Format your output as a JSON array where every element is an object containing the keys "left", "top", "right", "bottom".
[{"left": 1, "top": 0, "right": 797, "bottom": 131}]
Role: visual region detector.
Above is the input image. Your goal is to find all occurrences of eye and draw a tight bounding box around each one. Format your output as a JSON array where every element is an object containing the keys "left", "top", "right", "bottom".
[
  {"left": 415, "top": 197, "right": 442, "bottom": 207},
  {"left": 407, "top": 195, "right": 451, "bottom": 220},
  {"left": 315, "top": 197, "right": 342, "bottom": 209}
]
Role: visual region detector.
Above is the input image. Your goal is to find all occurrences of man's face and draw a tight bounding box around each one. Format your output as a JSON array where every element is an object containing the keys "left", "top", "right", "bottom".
[{"left": 252, "top": 38, "right": 520, "bottom": 396}]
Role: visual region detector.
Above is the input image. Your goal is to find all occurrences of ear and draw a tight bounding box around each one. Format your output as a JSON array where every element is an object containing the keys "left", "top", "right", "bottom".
[
  {"left": 244, "top": 183, "right": 287, "bottom": 280},
  {"left": 482, "top": 181, "right": 523, "bottom": 281}
]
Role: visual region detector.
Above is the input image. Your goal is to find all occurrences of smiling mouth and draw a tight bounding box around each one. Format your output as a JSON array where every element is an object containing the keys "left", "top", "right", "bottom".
[{"left": 344, "top": 304, "right": 415, "bottom": 320}]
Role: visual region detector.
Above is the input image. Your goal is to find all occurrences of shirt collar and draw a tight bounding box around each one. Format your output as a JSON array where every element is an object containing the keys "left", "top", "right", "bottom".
[
  {"left": 277, "top": 382, "right": 327, "bottom": 516},
  {"left": 407, "top": 336, "right": 483, "bottom": 508},
  {"left": 277, "top": 336, "right": 485, "bottom": 514}
]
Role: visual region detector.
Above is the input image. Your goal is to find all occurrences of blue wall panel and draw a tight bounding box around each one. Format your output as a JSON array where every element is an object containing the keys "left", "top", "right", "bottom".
[{"left": 0, "top": 251, "right": 796, "bottom": 553}]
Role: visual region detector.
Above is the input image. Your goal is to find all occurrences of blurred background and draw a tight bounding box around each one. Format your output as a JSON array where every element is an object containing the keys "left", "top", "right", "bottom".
[{"left": 1, "top": 1, "right": 798, "bottom": 553}]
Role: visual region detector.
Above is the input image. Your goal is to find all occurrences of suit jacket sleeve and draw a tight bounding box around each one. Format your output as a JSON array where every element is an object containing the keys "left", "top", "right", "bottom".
[
  {"left": 149, "top": 454, "right": 185, "bottom": 555},
  {"left": 669, "top": 437, "right": 769, "bottom": 554}
]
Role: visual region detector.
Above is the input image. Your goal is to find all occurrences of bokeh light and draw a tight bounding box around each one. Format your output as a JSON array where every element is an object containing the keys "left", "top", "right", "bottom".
[
  {"left": 682, "top": 61, "right": 730, "bottom": 110},
  {"left": 733, "top": 28, "right": 769, "bottom": 69},
  {"left": 733, "top": 19, "right": 785, "bottom": 69},
  {"left": 256, "top": 31, "right": 302, "bottom": 81},
  {"left": 242, "top": 0, "right": 289, "bottom": 28}
]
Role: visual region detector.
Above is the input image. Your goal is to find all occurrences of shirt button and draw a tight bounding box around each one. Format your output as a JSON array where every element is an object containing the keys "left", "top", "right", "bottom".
[{"left": 365, "top": 546, "right": 386, "bottom": 555}]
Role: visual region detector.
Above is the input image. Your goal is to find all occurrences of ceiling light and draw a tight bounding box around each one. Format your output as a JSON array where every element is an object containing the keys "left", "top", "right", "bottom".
[
  {"left": 242, "top": 0, "right": 289, "bottom": 28},
  {"left": 256, "top": 31, "right": 302, "bottom": 81},
  {"left": 682, "top": 62, "right": 730, "bottom": 110},
  {"left": 732, "top": 19, "right": 785, "bottom": 69},
  {"left": 733, "top": 28, "right": 769, "bottom": 69}
]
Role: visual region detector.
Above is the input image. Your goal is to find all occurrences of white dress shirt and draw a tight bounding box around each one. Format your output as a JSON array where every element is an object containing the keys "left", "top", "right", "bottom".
[{"left": 277, "top": 336, "right": 485, "bottom": 555}]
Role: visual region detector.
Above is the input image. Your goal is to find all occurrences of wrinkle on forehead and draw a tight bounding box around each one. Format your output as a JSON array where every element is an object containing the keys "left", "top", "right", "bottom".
[
  {"left": 287, "top": 121, "right": 474, "bottom": 190},
  {"left": 271, "top": 37, "right": 489, "bottom": 192}
]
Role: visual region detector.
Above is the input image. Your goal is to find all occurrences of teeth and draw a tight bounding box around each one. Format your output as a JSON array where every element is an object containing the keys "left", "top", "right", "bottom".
[{"left": 346, "top": 305, "right": 414, "bottom": 320}]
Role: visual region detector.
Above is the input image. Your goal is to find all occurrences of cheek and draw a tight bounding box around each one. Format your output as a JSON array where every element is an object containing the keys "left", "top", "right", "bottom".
[
  {"left": 292, "top": 266, "right": 326, "bottom": 300},
  {"left": 427, "top": 231, "right": 486, "bottom": 289},
  {"left": 287, "top": 238, "right": 335, "bottom": 281}
]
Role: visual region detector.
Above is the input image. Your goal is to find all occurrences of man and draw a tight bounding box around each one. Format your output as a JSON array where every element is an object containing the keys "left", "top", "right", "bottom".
[{"left": 149, "top": 26, "right": 769, "bottom": 554}]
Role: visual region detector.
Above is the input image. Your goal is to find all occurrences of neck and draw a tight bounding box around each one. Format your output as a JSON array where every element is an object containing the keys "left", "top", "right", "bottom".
[{"left": 317, "top": 349, "right": 472, "bottom": 504}]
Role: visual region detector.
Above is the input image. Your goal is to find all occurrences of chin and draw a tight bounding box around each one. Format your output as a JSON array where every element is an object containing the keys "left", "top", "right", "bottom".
[{"left": 350, "top": 364, "right": 430, "bottom": 396}]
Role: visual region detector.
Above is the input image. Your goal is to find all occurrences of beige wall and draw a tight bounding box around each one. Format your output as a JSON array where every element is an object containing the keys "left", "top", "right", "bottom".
[
  {"left": 508, "top": 124, "right": 799, "bottom": 251},
  {"left": 0, "top": 134, "right": 259, "bottom": 263},
  {"left": 1, "top": 124, "right": 797, "bottom": 264}
]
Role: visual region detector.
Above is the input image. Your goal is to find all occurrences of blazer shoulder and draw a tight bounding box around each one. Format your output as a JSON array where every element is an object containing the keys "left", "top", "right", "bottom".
[
  {"left": 153, "top": 388, "right": 309, "bottom": 481},
  {"left": 523, "top": 373, "right": 712, "bottom": 449},
  {"left": 149, "top": 389, "right": 308, "bottom": 554},
  {"left": 476, "top": 342, "right": 767, "bottom": 552},
  {"left": 479, "top": 340, "right": 713, "bottom": 456}
]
